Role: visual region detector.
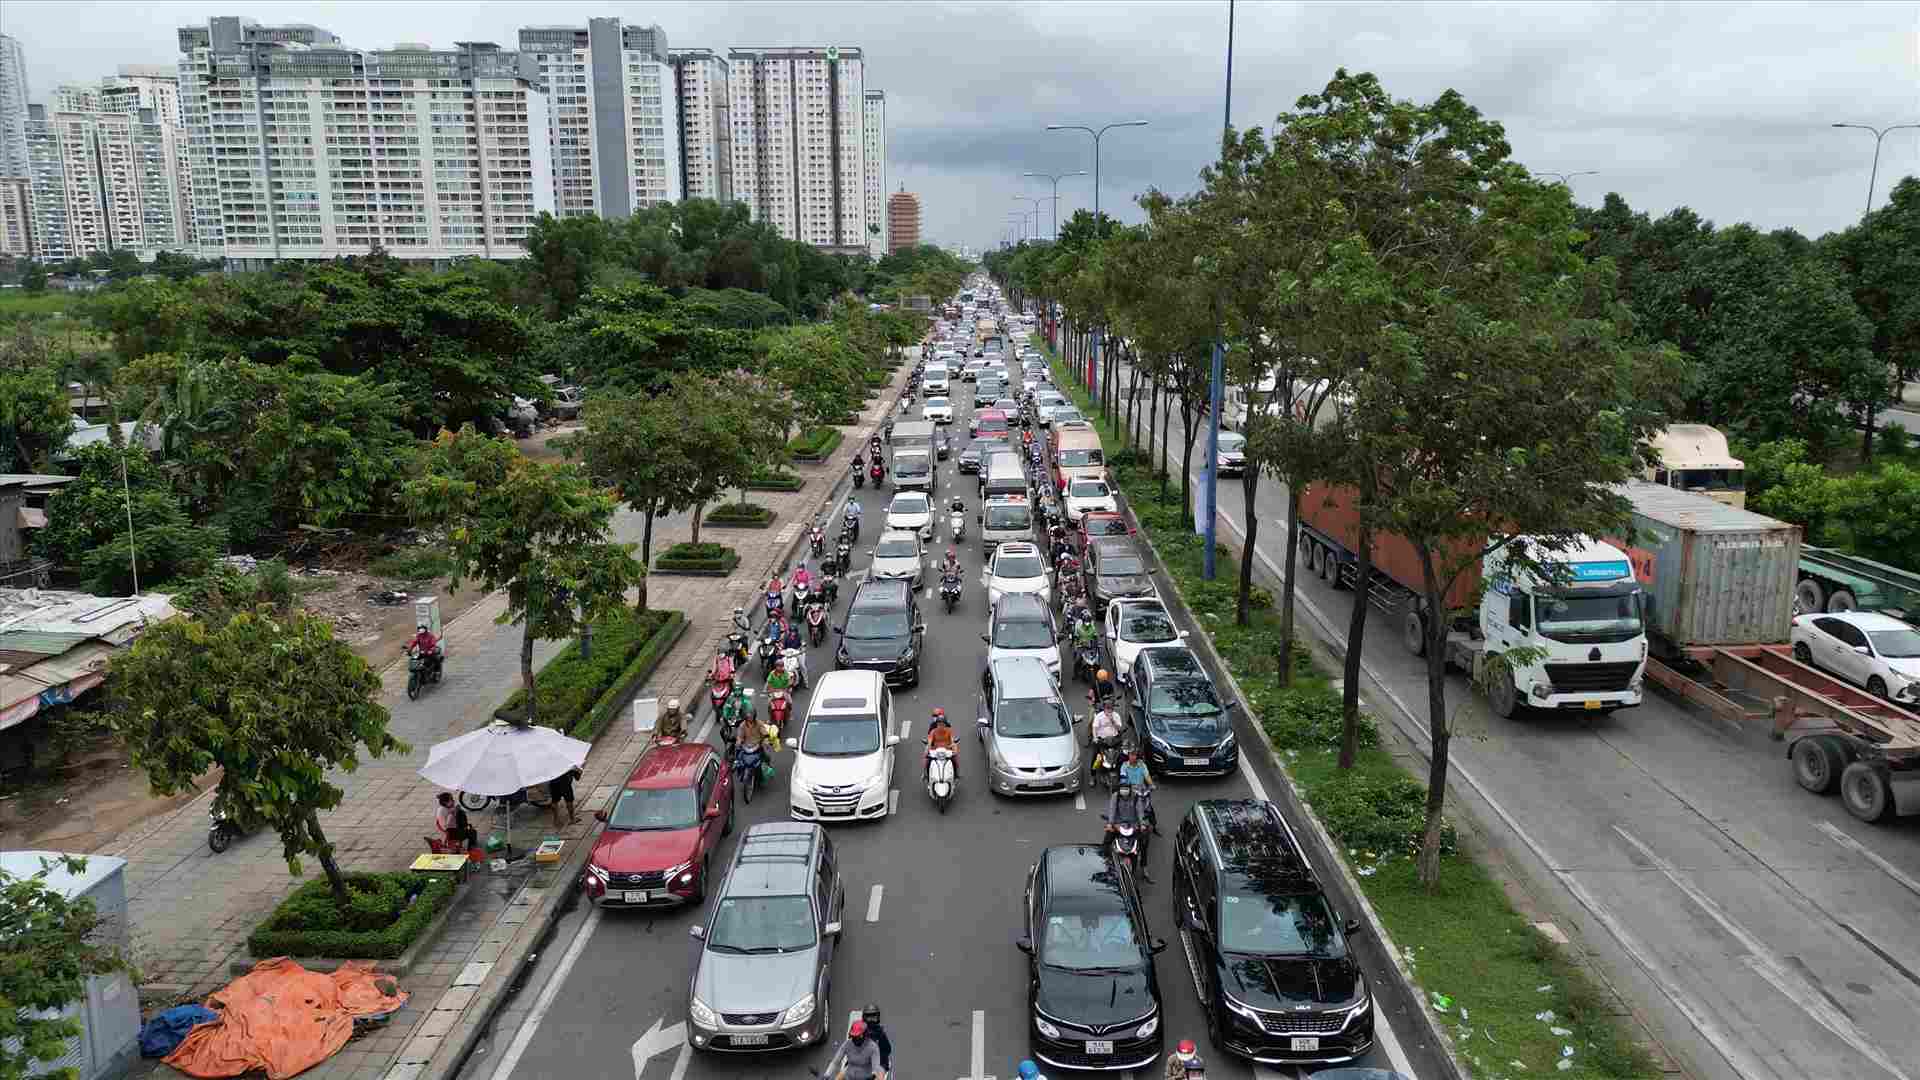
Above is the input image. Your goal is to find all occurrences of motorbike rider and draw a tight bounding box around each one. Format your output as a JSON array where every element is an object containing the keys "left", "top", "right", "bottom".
[
  {"left": 408, "top": 623, "right": 442, "bottom": 676},
  {"left": 861, "top": 1006, "right": 894, "bottom": 1074},
  {"left": 925, "top": 707, "right": 958, "bottom": 777},
  {"left": 1090, "top": 667, "right": 1119, "bottom": 710},
  {"left": 1089, "top": 695, "right": 1125, "bottom": 745},
  {"left": 1164, "top": 1041, "right": 1202, "bottom": 1080},
  {"left": 941, "top": 548, "right": 962, "bottom": 580},
  {"left": 654, "top": 697, "right": 688, "bottom": 741},
  {"left": 1105, "top": 781, "right": 1155, "bottom": 879},
  {"left": 790, "top": 562, "right": 814, "bottom": 614},
  {"left": 779, "top": 617, "right": 809, "bottom": 688},
  {"left": 835, "top": 1019, "right": 887, "bottom": 1080},
  {"left": 1017, "top": 1060, "right": 1046, "bottom": 1080},
  {"left": 1120, "top": 746, "right": 1158, "bottom": 833}
]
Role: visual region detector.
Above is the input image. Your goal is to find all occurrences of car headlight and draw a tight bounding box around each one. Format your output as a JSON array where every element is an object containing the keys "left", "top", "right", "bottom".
[
  {"left": 783, "top": 993, "right": 816, "bottom": 1026},
  {"left": 1343, "top": 993, "right": 1373, "bottom": 1026},
  {"left": 585, "top": 863, "right": 609, "bottom": 881},
  {"left": 1220, "top": 990, "right": 1262, "bottom": 1023},
  {"left": 1148, "top": 731, "right": 1172, "bottom": 752},
  {"left": 1034, "top": 1017, "right": 1061, "bottom": 1039},
  {"left": 663, "top": 860, "right": 694, "bottom": 884},
  {"left": 866, "top": 774, "right": 889, "bottom": 793},
  {"left": 1218, "top": 730, "right": 1236, "bottom": 750},
  {"left": 690, "top": 997, "right": 718, "bottom": 1026},
  {"left": 900, "top": 643, "right": 918, "bottom": 662},
  {"left": 1136, "top": 1013, "right": 1159, "bottom": 1039}
]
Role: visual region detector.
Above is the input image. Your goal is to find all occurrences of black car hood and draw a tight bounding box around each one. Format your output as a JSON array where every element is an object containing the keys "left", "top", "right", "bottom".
[
  {"left": 841, "top": 637, "right": 909, "bottom": 662},
  {"left": 1035, "top": 964, "right": 1156, "bottom": 1028},
  {"left": 1099, "top": 575, "right": 1154, "bottom": 597},
  {"left": 1220, "top": 953, "right": 1362, "bottom": 1010}
]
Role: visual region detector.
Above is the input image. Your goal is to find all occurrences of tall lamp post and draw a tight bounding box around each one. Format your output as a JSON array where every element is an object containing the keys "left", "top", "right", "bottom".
[
  {"left": 1013, "top": 195, "right": 1050, "bottom": 241},
  {"left": 1201, "top": 0, "right": 1235, "bottom": 578},
  {"left": 1022, "top": 170, "right": 1087, "bottom": 240},
  {"left": 1833, "top": 122, "right": 1920, "bottom": 461},
  {"left": 1047, "top": 120, "right": 1150, "bottom": 405}
]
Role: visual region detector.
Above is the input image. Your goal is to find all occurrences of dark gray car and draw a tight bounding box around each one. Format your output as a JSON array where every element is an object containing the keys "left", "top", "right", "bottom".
[
  {"left": 688, "top": 823, "right": 845, "bottom": 1052},
  {"left": 1087, "top": 537, "right": 1159, "bottom": 610}
]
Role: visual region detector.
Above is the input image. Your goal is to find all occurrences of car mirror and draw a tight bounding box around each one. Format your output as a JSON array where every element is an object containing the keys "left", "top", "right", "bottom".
[
  {"left": 886, "top": 734, "right": 901, "bottom": 747},
  {"left": 1150, "top": 938, "right": 1168, "bottom": 955},
  {"left": 785, "top": 737, "right": 799, "bottom": 750},
  {"left": 1178, "top": 630, "right": 1190, "bottom": 639},
  {"left": 688, "top": 925, "right": 706, "bottom": 940},
  {"left": 1016, "top": 936, "right": 1033, "bottom": 953},
  {"left": 704, "top": 806, "right": 721, "bottom": 821},
  {"left": 1181, "top": 911, "right": 1205, "bottom": 932},
  {"left": 981, "top": 633, "right": 992, "bottom": 644},
  {"left": 593, "top": 809, "right": 609, "bottom": 823},
  {"left": 824, "top": 920, "right": 843, "bottom": 936},
  {"left": 1854, "top": 644, "right": 1871, "bottom": 656},
  {"left": 834, "top": 625, "right": 845, "bottom": 634},
  {"left": 1345, "top": 918, "right": 1364, "bottom": 936}
]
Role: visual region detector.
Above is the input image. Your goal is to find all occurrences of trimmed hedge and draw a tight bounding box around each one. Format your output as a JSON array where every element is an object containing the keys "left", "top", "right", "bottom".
[
  {"left": 248, "top": 872, "right": 455, "bottom": 960},
  {"left": 574, "top": 611, "right": 687, "bottom": 739},
  {"left": 497, "top": 607, "right": 678, "bottom": 735},
  {"left": 706, "top": 502, "right": 775, "bottom": 527},
  {"left": 744, "top": 470, "right": 805, "bottom": 492},
  {"left": 862, "top": 370, "right": 891, "bottom": 388},
  {"left": 655, "top": 541, "right": 740, "bottom": 574},
  {"left": 788, "top": 427, "right": 843, "bottom": 459}
]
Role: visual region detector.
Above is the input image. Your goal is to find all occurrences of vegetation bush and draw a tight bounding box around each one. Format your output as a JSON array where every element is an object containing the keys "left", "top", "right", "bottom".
[
  {"left": 497, "top": 607, "right": 677, "bottom": 734},
  {"left": 654, "top": 542, "right": 739, "bottom": 574},
  {"left": 368, "top": 545, "right": 453, "bottom": 580},
  {"left": 862, "top": 370, "right": 891, "bottom": 388},
  {"left": 1746, "top": 438, "right": 1920, "bottom": 568},
  {"left": 1309, "top": 772, "right": 1457, "bottom": 858},
  {"left": 744, "top": 469, "right": 804, "bottom": 492},
  {"left": 705, "top": 502, "right": 774, "bottom": 526},
  {"left": 1260, "top": 688, "right": 1379, "bottom": 753},
  {"left": 247, "top": 872, "right": 455, "bottom": 959},
  {"left": 787, "top": 427, "right": 843, "bottom": 458}
]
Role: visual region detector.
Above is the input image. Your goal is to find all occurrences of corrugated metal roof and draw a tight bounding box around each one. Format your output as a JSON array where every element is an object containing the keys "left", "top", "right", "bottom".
[
  {"left": 0, "top": 631, "right": 91, "bottom": 658},
  {"left": 1617, "top": 482, "right": 1799, "bottom": 535}
]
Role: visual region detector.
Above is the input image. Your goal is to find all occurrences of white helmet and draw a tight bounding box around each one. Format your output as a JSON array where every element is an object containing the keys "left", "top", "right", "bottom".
[{"left": 666, "top": 697, "right": 682, "bottom": 712}]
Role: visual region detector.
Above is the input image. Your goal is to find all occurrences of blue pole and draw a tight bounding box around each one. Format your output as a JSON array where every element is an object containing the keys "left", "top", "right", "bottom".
[{"left": 1202, "top": 0, "right": 1236, "bottom": 581}]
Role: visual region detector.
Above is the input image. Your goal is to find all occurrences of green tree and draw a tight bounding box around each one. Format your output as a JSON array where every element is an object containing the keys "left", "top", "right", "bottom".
[
  {"left": 523, "top": 213, "right": 610, "bottom": 318},
  {"left": 35, "top": 442, "right": 225, "bottom": 595},
  {"left": 111, "top": 609, "right": 404, "bottom": 907},
  {"left": 404, "top": 429, "right": 645, "bottom": 727},
  {"left": 1, "top": 855, "right": 128, "bottom": 1080},
  {"left": 0, "top": 363, "right": 69, "bottom": 472},
  {"left": 761, "top": 323, "right": 864, "bottom": 434},
  {"left": 569, "top": 392, "right": 700, "bottom": 611},
  {"left": 21, "top": 261, "right": 48, "bottom": 294}
]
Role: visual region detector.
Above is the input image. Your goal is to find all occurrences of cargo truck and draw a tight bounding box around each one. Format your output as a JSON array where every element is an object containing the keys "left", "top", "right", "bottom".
[
  {"left": 1615, "top": 483, "right": 1920, "bottom": 822},
  {"left": 889, "top": 420, "right": 935, "bottom": 455},
  {"left": 1296, "top": 482, "right": 1649, "bottom": 718}
]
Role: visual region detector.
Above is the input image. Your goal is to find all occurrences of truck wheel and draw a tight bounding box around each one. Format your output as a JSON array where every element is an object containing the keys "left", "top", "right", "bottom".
[
  {"left": 1304, "top": 540, "right": 1321, "bottom": 575},
  {"left": 1840, "top": 760, "right": 1895, "bottom": 823},
  {"left": 1487, "top": 660, "right": 1519, "bottom": 719},
  {"left": 1795, "top": 579, "right": 1826, "bottom": 615},
  {"left": 1791, "top": 736, "right": 1845, "bottom": 795},
  {"left": 1402, "top": 610, "right": 1427, "bottom": 658},
  {"left": 1828, "top": 589, "right": 1858, "bottom": 613}
]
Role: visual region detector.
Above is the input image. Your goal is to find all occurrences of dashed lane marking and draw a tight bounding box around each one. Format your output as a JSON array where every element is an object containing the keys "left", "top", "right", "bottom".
[{"left": 866, "top": 884, "right": 884, "bottom": 922}]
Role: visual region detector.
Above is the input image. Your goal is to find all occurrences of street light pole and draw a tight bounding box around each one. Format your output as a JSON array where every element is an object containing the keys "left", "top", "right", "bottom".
[
  {"left": 1202, "top": 0, "right": 1236, "bottom": 579},
  {"left": 1048, "top": 119, "right": 1150, "bottom": 406},
  {"left": 1022, "top": 170, "right": 1087, "bottom": 240},
  {"left": 1012, "top": 195, "right": 1050, "bottom": 241},
  {"left": 1833, "top": 122, "right": 1920, "bottom": 462}
]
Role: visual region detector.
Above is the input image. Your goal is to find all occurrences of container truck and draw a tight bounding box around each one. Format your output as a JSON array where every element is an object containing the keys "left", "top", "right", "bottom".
[
  {"left": 1615, "top": 483, "right": 1920, "bottom": 822},
  {"left": 1296, "top": 482, "right": 1649, "bottom": 718},
  {"left": 1643, "top": 424, "right": 1747, "bottom": 508}
]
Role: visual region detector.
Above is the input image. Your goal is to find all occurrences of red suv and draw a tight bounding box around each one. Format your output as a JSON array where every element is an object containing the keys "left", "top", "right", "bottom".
[
  {"left": 1076, "top": 510, "right": 1134, "bottom": 552},
  {"left": 582, "top": 741, "right": 734, "bottom": 908},
  {"left": 971, "top": 409, "right": 1010, "bottom": 439}
]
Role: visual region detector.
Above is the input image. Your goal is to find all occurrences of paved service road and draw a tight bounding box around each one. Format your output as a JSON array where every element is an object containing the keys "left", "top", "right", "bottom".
[
  {"left": 460, "top": 373, "right": 1440, "bottom": 1080},
  {"left": 1096, "top": 343, "right": 1920, "bottom": 1080}
]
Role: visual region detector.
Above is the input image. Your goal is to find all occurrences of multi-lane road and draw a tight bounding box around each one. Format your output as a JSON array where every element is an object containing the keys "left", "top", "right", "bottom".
[
  {"left": 457, "top": 368, "right": 1443, "bottom": 1080},
  {"left": 1093, "top": 342, "right": 1920, "bottom": 1080}
]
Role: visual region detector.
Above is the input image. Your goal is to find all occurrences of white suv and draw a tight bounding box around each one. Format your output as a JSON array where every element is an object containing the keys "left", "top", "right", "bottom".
[{"left": 786, "top": 670, "right": 901, "bottom": 822}]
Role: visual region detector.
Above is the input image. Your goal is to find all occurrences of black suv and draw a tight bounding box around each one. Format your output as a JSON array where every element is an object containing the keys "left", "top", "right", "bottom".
[
  {"left": 835, "top": 579, "right": 924, "bottom": 687},
  {"left": 1085, "top": 537, "right": 1158, "bottom": 610},
  {"left": 1173, "top": 800, "right": 1374, "bottom": 1066},
  {"left": 1130, "top": 647, "right": 1238, "bottom": 777},
  {"left": 1019, "top": 845, "right": 1166, "bottom": 1071}
]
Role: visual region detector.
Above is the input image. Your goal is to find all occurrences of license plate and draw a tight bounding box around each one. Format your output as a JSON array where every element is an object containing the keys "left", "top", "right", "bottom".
[
  {"left": 1085, "top": 1040, "right": 1113, "bottom": 1055},
  {"left": 1290, "top": 1037, "right": 1320, "bottom": 1052},
  {"left": 731, "top": 1034, "right": 769, "bottom": 1047},
  {"left": 1183, "top": 756, "right": 1210, "bottom": 766},
  {"left": 622, "top": 890, "right": 650, "bottom": 903},
  {"left": 1584, "top": 699, "right": 1603, "bottom": 711}
]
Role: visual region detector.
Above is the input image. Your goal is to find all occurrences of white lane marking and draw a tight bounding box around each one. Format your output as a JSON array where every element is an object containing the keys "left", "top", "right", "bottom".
[
  {"left": 1615, "top": 827, "right": 1912, "bottom": 1080},
  {"left": 488, "top": 905, "right": 604, "bottom": 1080},
  {"left": 667, "top": 1040, "right": 693, "bottom": 1080},
  {"left": 970, "top": 1009, "right": 987, "bottom": 1080},
  {"left": 1074, "top": 792, "right": 1086, "bottom": 812},
  {"left": 900, "top": 718, "right": 912, "bottom": 739},
  {"left": 1816, "top": 820, "right": 1920, "bottom": 899},
  {"left": 888, "top": 788, "right": 900, "bottom": 815},
  {"left": 866, "top": 884, "right": 884, "bottom": 922}
]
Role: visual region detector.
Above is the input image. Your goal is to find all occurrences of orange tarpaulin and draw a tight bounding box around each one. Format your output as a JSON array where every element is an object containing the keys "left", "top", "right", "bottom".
[{"left": 164, "top": 957, "right": 409, "bottom": 1079}]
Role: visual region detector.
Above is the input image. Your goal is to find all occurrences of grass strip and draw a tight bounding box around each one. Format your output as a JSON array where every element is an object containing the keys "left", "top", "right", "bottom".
[{"left": 1043, "top": 343, "right": 1655, "bottom": 1078}]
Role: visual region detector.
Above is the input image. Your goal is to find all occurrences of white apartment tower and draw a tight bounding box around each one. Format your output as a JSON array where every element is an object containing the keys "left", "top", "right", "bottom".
[
  {"left": 0, "top": 34, "right": 30, "bottom": 180},
  {"left": 0, "top": 178, "right": 31, "bottom": 256},
  {"left": 862, "top": 90, "right": 886, "bottom": 256},
  {"left": 671, "top": 49, "right": 731, "bottom": 204},
  {"left": 20, "top": 103, "right": 188, "bottom": 261},
  {"left": 518, "top": 20, "right": 682, "bottom": 219},
  {"left": 176, "top": 17, "right": 555, "bottom": 266},
  {"left": 726, "top": 46, "right": 869, "bottom": 250}
]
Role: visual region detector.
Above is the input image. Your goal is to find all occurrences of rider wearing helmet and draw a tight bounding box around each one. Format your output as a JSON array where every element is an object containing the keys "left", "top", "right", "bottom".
[
  {"left": 1163, "top": 1040, "right": 1200, "bottom": 1080},
  {"left": 1090, "top": 667, "right": 1118, "bottom": 709},
  {"left": 925, "top": 707, "right": 958, "bottom": 776},
  {"left": 942, "top": 547, "right": 962, "bottom": 578},
  {"left": 1018, "top": 1060, "right": 1046, "bottom": 1080},
  {"left": 655, "top": 697, "right": 687, "bottom": 741},
  {"left": 1104, "top": 781, "right": 1155, "bottom": 879},
  {"left": 861, "top": 1006, "right": 893, "bottom": 1073},
  {"left": 836, "top": 1019, "right": 886, "bottom": 1080}
]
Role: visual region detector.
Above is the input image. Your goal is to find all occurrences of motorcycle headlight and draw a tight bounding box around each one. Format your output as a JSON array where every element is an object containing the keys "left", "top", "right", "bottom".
[
  {"left": 783, "top": 993, "right": 816, "bottom": 1026},
  {"left": 1034, "top": 1017, "right": 1061, "bottom": 1039},
  {"left": 1135, "top": 1013, "right": 1159, "bottom": 1039},
  {"left": 690, "top": 997, "right": 718, "bottom": 1026}
]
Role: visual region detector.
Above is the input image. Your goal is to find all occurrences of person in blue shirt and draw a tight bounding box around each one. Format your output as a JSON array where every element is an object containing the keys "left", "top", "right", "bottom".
[{"left": 1119, "top": 746, "right": 1158, "bottom": 834}]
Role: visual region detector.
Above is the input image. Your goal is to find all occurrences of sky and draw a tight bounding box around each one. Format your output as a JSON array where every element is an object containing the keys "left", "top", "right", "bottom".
[{"left": 3, "top": 0, "right": 1916, "bottom": 253}]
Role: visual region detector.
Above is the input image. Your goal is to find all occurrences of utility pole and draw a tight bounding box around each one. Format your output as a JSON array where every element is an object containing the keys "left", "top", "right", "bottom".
[{"left": 1202, "top": 0, "right": 1235, "bottom": 579}]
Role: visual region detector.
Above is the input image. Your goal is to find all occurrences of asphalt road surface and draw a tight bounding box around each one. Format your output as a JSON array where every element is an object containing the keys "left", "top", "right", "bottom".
[
  {"left": 459, "top": 377, "right": 1439, "bottom": 1080},
  {"left": 1094, "top": 344, "right": 1920, "bottom": 1080}
]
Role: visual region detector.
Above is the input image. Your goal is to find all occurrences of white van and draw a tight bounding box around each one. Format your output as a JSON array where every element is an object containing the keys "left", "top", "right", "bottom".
[
  {"left": 786, "top": 670, "right": 900, "bottom": 822},
  {"left": 979, "top": 493, "right": 1035, "bottom": 552},
  {"left": 923, "top": 364, "right": 951, "bottom": 394},
  {"left": 980, "top": 451, "right": 1028, "bottom": 501}
]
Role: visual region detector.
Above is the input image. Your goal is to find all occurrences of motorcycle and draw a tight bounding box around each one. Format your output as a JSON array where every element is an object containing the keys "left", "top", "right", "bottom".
[
  {"left": 764, "top": 581, "right": 784, "bottom": 620},
  {"left": 733, "top": 743, "right": 765, "bottom": 804},
  {"left": 1072, "top": 636, "right": 1103, "bottom": 685},
  {"left": 708, "top": 654, "right": 737, "bottom": 717},
  {"left": 926, "top": 747, "right": 958, "bottom": 813},
  {"left": 791, "top": 579, "right": 813, "bottom": 618},
  {"left": 781, "top": 646, "right": 808, "bottom": 690},
  {"left": 809, "top": 523, "right": 825, "bottom": 558},
  {"left": 405, "top": 645, "right": 443, "bottom": 701},
  {"left": 758, "top": 633, "right": 782, "bottom": 677},
  {"left": 207, "top": 801, "right": 252, "bottom": 854},
  {"left": 841, "top": 512, "right": 860, "bottom": 544},
  {"left": 1089, "top": 735, "right": 1123, "bottom": 790},
  {"left": 948, "top": 498, "right": 967, "bottom": 541},
  {"left": 869, "top": 461, "right": 885, "bottom": 489},
  {"left": 819, "top": 570, "right": 840, "bottom": 607},
  {"left": 726, "top": 630, "right": 752, "bottom": 670},
  {"left": 767, "top": 687, "right": 793, "bottom": 732},
  {"left": 1105, "top": 816, "right": 1145, "bottom": 883},
  {"left": 806, "top": 601, "right": 828, "bottom": 647},
  {"left": 853, "top": 460, "right": 866, "bottom": 489},
  {"left": 940, "top": 572, "right": 962, "bottom": 613}
]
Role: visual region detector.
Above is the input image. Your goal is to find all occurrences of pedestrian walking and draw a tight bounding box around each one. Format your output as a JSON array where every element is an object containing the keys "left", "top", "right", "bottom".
[{"left": 548, "top": 766, "right": 582, "bottom": 827}]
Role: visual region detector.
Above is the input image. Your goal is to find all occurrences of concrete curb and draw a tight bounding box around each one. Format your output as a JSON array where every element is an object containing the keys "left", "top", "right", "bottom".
[{"left": 395, "top": 357, "right": 908, "bottom": 1080}]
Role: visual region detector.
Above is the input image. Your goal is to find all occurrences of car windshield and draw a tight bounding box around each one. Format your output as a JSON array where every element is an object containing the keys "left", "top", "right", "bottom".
[
  {"left": 845, "top": 611, "right": 909, "bottom": 639},
  {"left": 875, "top": 537, "right": 918, "bottom": 558},
  {"left": 1218, "top": 433, "right": 1246, "bottom": 452},
  {"left": 986, "top": 506, "right": 1031, "bottom": 529},
  {"left": 996, "top": 554, "right": 1045, "bottom": 579},
  {"left": 1219, "top": 889, "right": 1347, "bottom": 958},
  {"left": 800, "top": 714, "right": 882, "bottom": 756},
  {"left": 926, "top": 397, "right": 949, "bottom": 408},
  {"left": 606, "top": 786, "right": 699, "bottom": 830},
  {"left": 1070, "top": 481, "right": 1110, "bottom": 499},
  {"left": 1121, "top": 609, "right": 1178, "bottom": 642},
  {"left": 995, "top": 400, "right": 1019, "bottom": 412},
  {"left": 1057, "top": 448, "right": 1104, "bottom": 467},
  {"left": 1086, "top": 518, "right": 1129, "bottom": 538},
  {"left": 1042, "top": 911, "right": 1143, "bottom": 971},
  {"left": 706, "top": 895, "right": 817, "bottom": 954},
  {"left": 1149, "top": 678, "right": 1223, "bottom": 718},
  {"left": 1869, "top": 628, "right": 1920, "bottom": 658},
  {"left": 1536, "top": 589, "right": 1643, "bottom": 644},
  {"left": 1098, "top": 554, "right": 1146, "bottom": 576},
  {"left": 896, "top": 459, "right": 929, "bottom": 477},
  {"left": 997, "top": 696, "right": 1072, "bottom": 737},
  {"left": 891, "top": 494, "right": 929, "bottom": 514},
  {"left": 993, "top": 618, "right": 1054, "bottom": 649}
]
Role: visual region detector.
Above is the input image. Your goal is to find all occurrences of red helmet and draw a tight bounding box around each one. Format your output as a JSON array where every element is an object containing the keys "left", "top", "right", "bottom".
[
  {"left": 1177, "top": 1040, "right": 1197, "bottom": 1056},
  {"left": 849, "top": 1019, "right": 868, "bottom": 1039},
  {"left": 931, "top": 707, "right": 945, "bottom": 718}
]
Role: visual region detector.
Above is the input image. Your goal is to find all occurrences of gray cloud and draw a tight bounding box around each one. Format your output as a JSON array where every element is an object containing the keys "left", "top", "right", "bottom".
[{"left": 3, "top": 0, "right": 1913, "bottom": 251}]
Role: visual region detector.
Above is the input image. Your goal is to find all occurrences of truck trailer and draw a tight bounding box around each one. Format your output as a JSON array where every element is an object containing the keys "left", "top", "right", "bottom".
[{"left": 1296, "top": 482, "right": 1649, "bottom": 717}]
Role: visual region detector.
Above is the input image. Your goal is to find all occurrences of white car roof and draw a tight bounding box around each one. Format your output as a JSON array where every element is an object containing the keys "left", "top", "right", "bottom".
[{"left": 1812, "top": 611, "right": 1915, "bottom": 633}]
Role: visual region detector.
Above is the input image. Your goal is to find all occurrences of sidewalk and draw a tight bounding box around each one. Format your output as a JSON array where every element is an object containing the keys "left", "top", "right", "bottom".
[{"left": 110, "top": 355, "right": 907, "bottom": 1080}]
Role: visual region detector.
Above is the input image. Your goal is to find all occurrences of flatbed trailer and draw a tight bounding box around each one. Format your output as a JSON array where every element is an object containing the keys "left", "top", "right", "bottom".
[
  {"left": 1648, "top": 645, "right": 1920, "bottom": 822},
  {"left": 1796, "top": 544, "right": 1920, "bottom": 625}
]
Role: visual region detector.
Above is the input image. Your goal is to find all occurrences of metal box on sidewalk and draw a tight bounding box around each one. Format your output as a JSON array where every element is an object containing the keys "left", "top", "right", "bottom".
[{"left": 1, "top": 851, "right": 139, "bottom": 1080}]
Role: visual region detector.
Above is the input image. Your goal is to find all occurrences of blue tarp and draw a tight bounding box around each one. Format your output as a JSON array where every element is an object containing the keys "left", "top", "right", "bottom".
[{"left": 139, "top": 1004, "right": 217, "bottom": 1058}]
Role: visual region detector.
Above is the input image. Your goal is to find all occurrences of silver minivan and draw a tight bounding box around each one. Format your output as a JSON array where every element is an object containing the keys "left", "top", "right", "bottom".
[{"left": 977, "top": 655, "right": 1082, "bottom": 796}]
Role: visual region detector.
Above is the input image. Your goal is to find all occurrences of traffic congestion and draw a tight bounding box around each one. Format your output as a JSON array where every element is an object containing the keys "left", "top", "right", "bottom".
[{"left": 464, "top": 279, "right": 1432, "bottom": 1080}]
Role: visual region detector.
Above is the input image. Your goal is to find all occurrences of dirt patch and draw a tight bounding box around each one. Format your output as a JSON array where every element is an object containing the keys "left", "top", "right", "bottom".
[
  {"left": 289, "top": 564, "right": 484, "bottom": 673},
  {"left": 518, "top": 422, "right": 582, "bottom": 465}
]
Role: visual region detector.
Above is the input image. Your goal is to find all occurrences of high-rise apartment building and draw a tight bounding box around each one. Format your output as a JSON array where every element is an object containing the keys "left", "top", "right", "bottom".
[
  {"left": 672, "top": 49, "right": 731, "bottom": 204},
  {"left": 176, "top": 17, "right": 554, "bottom": 266},
  {"left": 100, "top": 66, "right": 183, "bottom": 123},
  {"left": 518, "top": 20, "right": 682, "bottom": 219},
  {"left": 887, "top": 186, "right": 921, "bottom": 254},
  {"left": 862, "top": 90, "right": 886, "bottom": 256},
  {"left": 726, "top": 46, "right": 868, "bottom": 250},
  {"left": 0, "top": 177, "right": 33, "bottom": 256},
  {"left": 0, "top": 34, "right": 30, "bottom": 180},
  {"left": 20, "top": 103, "right": 188, "bottom": 261}
]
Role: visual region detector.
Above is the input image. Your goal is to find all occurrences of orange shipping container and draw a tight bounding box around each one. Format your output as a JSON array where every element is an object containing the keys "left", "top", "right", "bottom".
[{"left": 1296, "top": 482, "right": 1483, "bottom": 612}]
